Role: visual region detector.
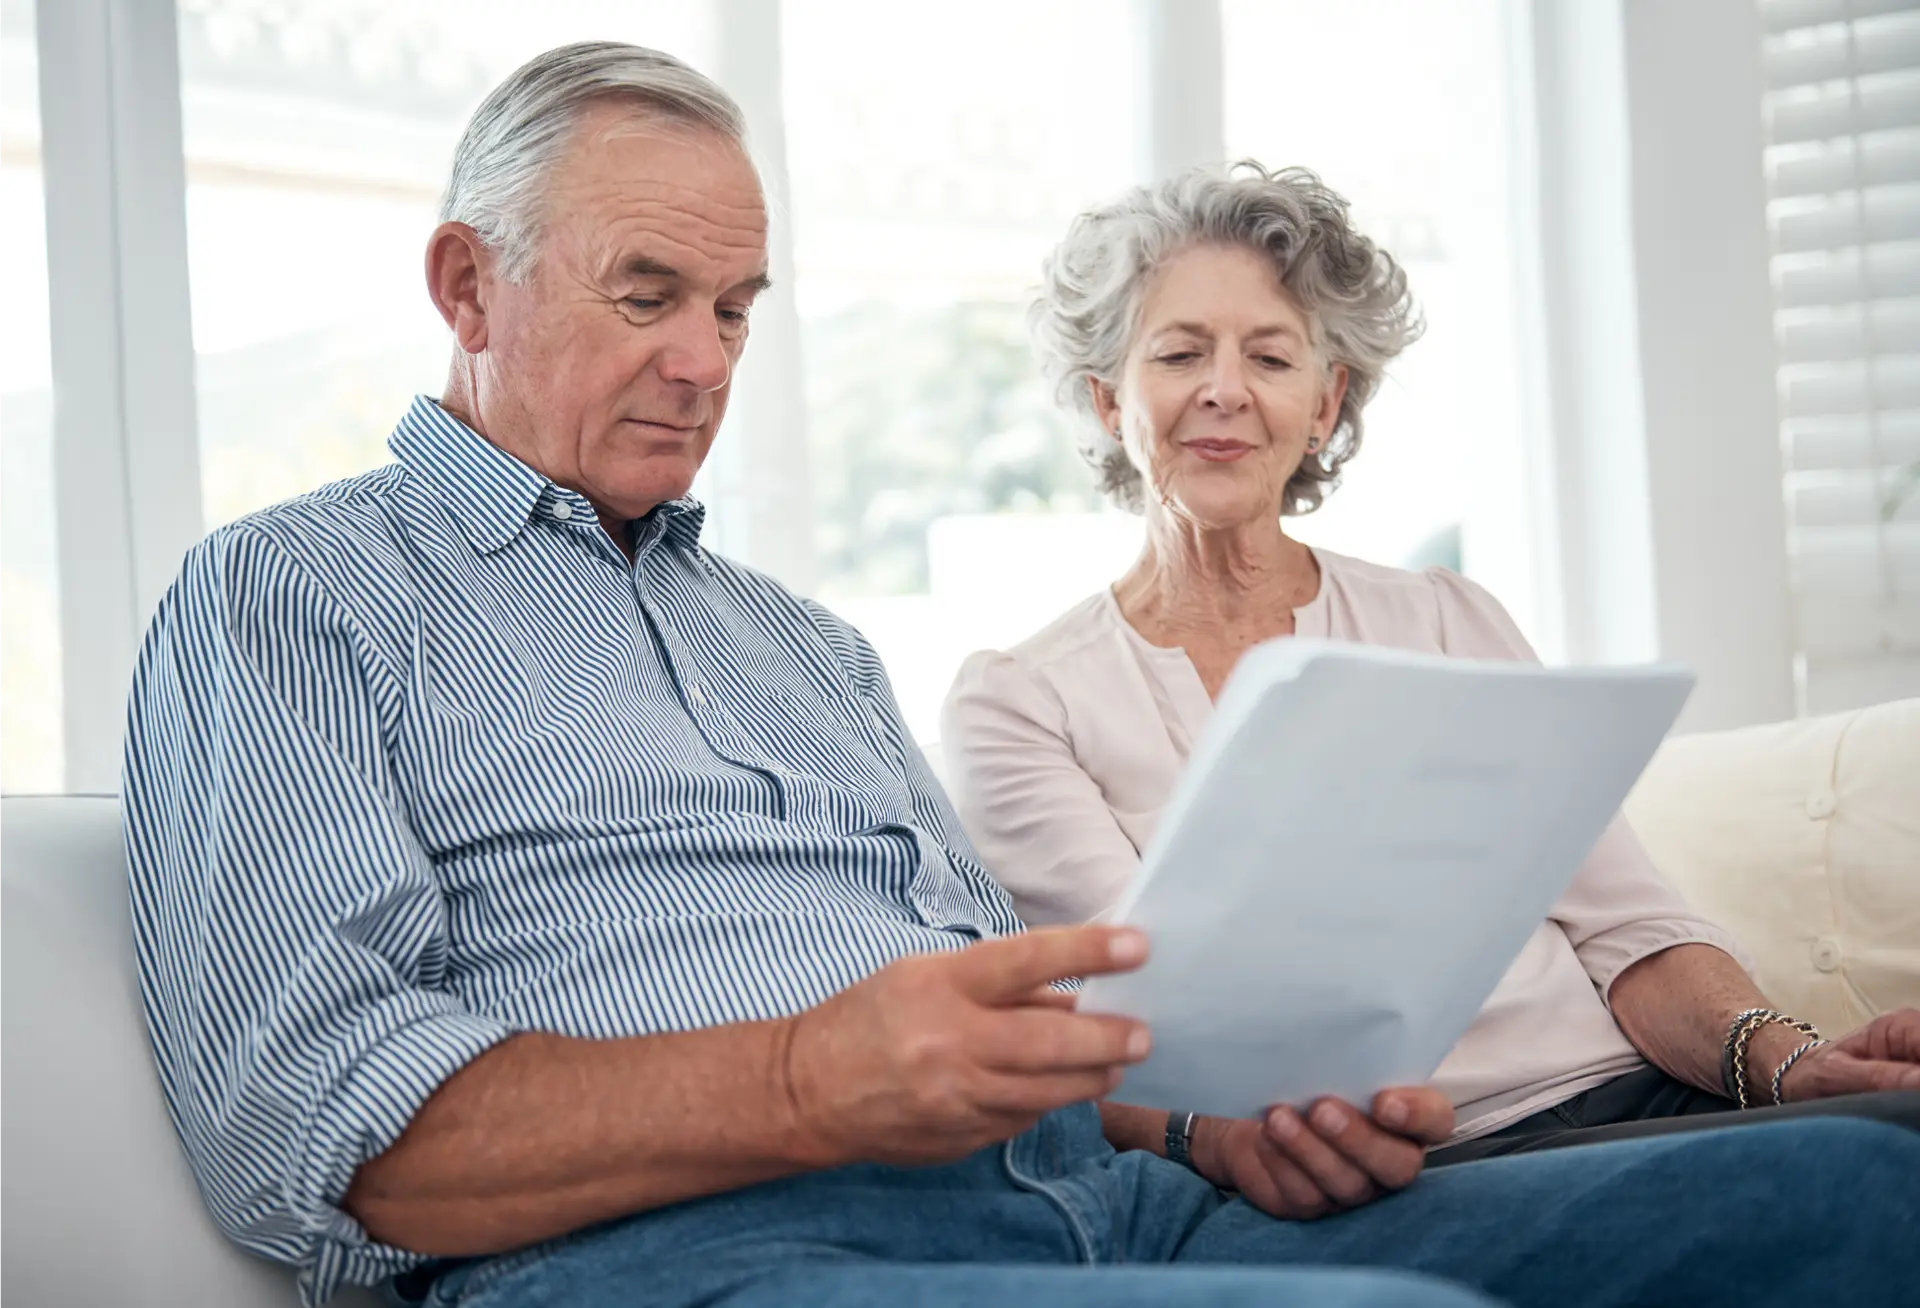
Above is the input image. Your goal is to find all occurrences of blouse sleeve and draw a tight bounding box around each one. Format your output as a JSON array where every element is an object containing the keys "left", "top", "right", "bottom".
[
  {"left": 1426, "top": 569, "right": 1752, "bottom": 998},
  {"left": 940, "top": 650, "right": 1145, "bottom": 927}
]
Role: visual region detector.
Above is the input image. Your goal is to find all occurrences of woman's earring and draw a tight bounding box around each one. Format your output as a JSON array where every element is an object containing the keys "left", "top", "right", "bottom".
[{"left": 1306, "top": 436, "right": 1322, "bottom": 453}]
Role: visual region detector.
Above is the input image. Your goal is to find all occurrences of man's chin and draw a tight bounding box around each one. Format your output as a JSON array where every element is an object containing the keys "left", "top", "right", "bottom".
[{"left": 608, "top": 473, "right": 700, "bottom": 518}]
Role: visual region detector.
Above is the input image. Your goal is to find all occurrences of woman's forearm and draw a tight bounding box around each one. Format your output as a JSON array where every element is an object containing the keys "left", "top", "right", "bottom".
[
  {"left": 1606, "top": 943, "right": 1808, "bottom": 1097},
  {"left": 1099, "top": 1100, "right": 1171, "bottom": 1155}
]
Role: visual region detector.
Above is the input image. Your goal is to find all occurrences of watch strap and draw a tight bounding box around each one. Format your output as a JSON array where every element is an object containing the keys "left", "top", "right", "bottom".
[{"left": 1165, "top": 1109, "right": 1199, "bottom": 1172}]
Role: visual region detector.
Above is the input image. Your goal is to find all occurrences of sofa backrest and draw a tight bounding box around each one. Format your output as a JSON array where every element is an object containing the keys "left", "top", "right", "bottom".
[
  {"left": 0, "top": 795, "right": 381, "bottom": 1308},
  {"left": 1625, "top": 697, "right": 1920, "bottom": 1037}
]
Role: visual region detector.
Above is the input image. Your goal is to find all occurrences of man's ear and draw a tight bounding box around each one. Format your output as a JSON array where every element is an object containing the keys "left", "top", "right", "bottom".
[
  {"left": 1088, "top": 376, "right": 1122, "bottom": 441},
  {"left": 426, "top": 222, "right": 493, "bottom": 354}
]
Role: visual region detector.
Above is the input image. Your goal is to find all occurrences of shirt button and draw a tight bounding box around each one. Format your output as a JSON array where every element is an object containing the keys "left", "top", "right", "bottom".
[
  {"left": 551, "top": 502, "right": 574, "bottom": 521},
  {"left": 687, "top": 688, "right": 706, "bottom": 710},
  {"left": 1805, "top": 789, "right": 1836, "bottom": 820},
  {"left": 1811, "top": 937, "right": 1843, "bottom": 973}
]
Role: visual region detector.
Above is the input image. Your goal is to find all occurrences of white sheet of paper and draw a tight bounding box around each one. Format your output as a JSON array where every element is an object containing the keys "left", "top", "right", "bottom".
[{"left": 1076, "top": 638, "right": 1694, "bottom": 1120}]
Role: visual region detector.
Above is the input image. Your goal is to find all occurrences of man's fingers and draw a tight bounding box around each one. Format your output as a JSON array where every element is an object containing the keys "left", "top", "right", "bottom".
[
  {"left": 954, "top": 926, "right": 1149, "bottom": 1005},
  {"left": 971, "top": 1067, "right": 1125, "bottom": 1115},
  {"left": 1370, "top": 1086, "right": 1455, "bottom": 1147},
  {"left": 975, "top": 1009, "right": 1149, "bottom": 1074}
]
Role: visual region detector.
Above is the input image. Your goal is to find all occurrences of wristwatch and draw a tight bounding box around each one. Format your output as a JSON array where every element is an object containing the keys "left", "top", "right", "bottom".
[{"left": 1165, "top": 1109, "right": 1199, "bottom": 1172}]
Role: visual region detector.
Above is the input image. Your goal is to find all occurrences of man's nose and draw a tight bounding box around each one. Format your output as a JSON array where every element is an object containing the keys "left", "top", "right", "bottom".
[{"left": 657, "top": 314, "right": 733, "bottom": 392}]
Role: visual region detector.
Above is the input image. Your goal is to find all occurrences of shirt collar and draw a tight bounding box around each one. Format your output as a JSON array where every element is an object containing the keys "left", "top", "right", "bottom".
[{"left": 388, "top": 396, "right": 709, "bottom": 556}]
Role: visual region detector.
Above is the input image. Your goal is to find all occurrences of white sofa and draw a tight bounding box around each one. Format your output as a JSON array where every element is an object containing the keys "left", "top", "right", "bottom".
[{"left": 4, "top": 700, "right": 1916, "bottom": 1307}]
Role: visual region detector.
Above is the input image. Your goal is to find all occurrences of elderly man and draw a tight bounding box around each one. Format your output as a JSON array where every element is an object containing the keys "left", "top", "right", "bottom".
[{"left": 124, "top": 41, "right": 1917, "bottom": 1308}]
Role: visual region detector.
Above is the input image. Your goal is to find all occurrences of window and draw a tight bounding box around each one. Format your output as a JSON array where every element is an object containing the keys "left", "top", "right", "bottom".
[
  {"left": 175, "top": 0, "right": 715, "bottom": 527},
  {"left": 781, "top": 0, "right": 1146, "bottom": 739},
  {"left": 2, "top": 0, "right": 61, "bottom": 793},
  {"left": 1221, "top": 0, "right": 1542, "bottom": 645},
  {"left": 1761, "top": 0, "right": 1920, "bottom": 712}
]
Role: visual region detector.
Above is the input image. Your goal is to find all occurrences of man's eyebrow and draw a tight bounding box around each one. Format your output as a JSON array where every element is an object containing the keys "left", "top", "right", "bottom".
[
  {"left": 620, "top": 256, "right": 682, "bottom": 279},
  {"left": 617, "top": 258, "right": 773, "bottom": 296}
]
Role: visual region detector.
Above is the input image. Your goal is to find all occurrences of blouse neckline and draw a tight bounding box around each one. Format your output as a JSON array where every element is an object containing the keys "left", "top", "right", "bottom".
[{"left": 1097, "top": 544, "right": 1334, "bottom": 660}]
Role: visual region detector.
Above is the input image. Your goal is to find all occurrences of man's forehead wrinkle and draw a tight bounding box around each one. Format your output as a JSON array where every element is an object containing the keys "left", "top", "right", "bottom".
[
  {"left": 589, "top": 224, "right": 766, "bottom": 292},
  {"left": 574, "top": 175, "right": 768, "bottom": 228},
  {"left": 600, "top": 204, "right": 768, "bottom": 260}
]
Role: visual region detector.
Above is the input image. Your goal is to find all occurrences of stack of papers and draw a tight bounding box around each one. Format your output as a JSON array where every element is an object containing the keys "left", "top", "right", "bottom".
[{"left": 1077, "top": 638, "right": 1693, "bottom": 1119}]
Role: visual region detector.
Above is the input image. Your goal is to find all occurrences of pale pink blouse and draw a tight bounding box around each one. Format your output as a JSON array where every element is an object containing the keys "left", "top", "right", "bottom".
[{"left": 940, "top": 547, "right": 1746, "bottom": 1142}]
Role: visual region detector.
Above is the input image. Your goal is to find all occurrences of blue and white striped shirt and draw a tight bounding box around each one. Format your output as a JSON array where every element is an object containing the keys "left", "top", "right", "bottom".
[{"left": 122, "top": 396, "right": 1025, "bottom": 1305}]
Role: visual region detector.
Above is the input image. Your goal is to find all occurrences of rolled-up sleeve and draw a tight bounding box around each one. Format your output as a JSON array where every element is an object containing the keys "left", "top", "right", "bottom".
[
  {"left": 122, "top": 527, "right": 516, "bottom": 1305},
  {"left": 1426, "top": 568, "right": 1752, "bottom": 998}
]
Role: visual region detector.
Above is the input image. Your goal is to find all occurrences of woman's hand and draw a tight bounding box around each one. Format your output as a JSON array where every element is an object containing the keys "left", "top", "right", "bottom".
[
  {"left": 1778, "top": 1008, "right": 1920, "bottom": 1103},
  {"left": 1189, "top": 1087, "right": 1454, "bottom": 1219}
]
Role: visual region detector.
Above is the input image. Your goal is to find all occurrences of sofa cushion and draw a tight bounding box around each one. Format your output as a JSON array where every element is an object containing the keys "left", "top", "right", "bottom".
[
  {"left": 0, "top": 795, "right": 381, "bottom": 1308},
  {"left": 1624, "top": 698, "right": 1920, "bottom": 1037}
]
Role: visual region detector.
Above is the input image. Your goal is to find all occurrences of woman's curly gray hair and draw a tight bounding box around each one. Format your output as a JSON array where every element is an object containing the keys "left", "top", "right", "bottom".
[{"left": 1030, "top": 162, "right": 1422, "bottom": 515}]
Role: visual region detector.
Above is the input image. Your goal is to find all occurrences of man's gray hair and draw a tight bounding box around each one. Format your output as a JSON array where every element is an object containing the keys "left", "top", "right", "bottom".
[
  {"left": 1030, "top": 162, "right": 1422, "bottom": 515},
  {"left": 441, "top": 41, "right": 749, "bottom": 283}
]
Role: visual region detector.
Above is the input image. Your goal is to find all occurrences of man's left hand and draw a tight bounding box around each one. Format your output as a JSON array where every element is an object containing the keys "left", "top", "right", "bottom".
[
  {"left": 1779, "top": 1008, "right": 1920, "bottom": 1103},
  {"left": 1188, "top": 1087, "right": 1454, "bottom": 1220}
]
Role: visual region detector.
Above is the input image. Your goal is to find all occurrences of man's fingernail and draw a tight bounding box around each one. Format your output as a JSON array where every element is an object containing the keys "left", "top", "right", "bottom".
[
  {"left": 1109, "top": 929, "right": 1148, "bottom": 965},
  {"left": 1127, "top": 1027, "right": 1151, "bottom": 1059},
  {"left": 1269, "top": 1107, "right": 1301, "bottom": 1140},
  {"left": 1312, "top": 1101, "right": 1347, "bottom": 1135},
  {"left": 1378, "top": 1097, "right": 1408, "bottom": 1129}
]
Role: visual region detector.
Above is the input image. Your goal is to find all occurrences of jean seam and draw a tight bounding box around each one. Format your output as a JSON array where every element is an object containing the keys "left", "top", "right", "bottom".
[{"left": 1000, "top": 1136, "right": 1098, "bottom": 1265}]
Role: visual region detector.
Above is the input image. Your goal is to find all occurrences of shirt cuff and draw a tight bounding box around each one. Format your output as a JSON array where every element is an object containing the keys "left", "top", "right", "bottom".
[
  {"left": 1584, "top": 919, "right": 1755, "bottom": 1004},
  {"left": 291, "top": 1004, "right": 517, "bottom": 1307}
]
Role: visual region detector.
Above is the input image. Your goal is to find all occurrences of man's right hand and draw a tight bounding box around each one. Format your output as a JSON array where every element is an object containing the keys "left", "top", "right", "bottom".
[{"left": 778, "top": 926, "right": 1153, "bottom": 1168}]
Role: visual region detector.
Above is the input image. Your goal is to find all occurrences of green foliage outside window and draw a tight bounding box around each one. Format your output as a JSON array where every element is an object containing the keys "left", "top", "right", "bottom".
[{"left": 804, "top": 299, "right": 1104, "bottom": 597}]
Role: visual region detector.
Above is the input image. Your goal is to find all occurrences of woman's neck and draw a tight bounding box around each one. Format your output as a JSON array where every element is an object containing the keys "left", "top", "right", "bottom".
[{"left": 1112, "top": 509, "right": 1319, "bottom": 644}]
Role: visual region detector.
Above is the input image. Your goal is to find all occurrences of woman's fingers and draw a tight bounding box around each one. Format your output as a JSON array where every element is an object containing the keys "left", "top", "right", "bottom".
[
  {"left": 1236, "top": 1137, "right": 1328, "bottom": 1221},
  {"left": 1370, "top": 1086, "right": 1456, "bottom": 1147},
  {"left": 1264, "top": 1103, "right": 1381, "bottom": 1208},
  {"left": 1199, "top": 1118, "right": 1334, "bottom": 1220},
  {"left": 1263, "top": 1097, "right": 1433, "bottom": 1198}
]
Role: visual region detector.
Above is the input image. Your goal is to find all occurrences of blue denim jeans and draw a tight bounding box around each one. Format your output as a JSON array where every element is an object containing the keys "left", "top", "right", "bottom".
[{"left": 409, "top": 1105, "right": 1920, "bottom": 1308}]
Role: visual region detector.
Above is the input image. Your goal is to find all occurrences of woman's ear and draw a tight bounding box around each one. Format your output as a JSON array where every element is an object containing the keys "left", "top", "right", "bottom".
[
  {"left": 1314, "top": 364, "right": 1350, "bottom": 441},
  {"left": 425, "top": 221, "right": 493, "bottom": 354},
  {"left": 1088, "top": 376, "right": 1123, "bottom": 440}
]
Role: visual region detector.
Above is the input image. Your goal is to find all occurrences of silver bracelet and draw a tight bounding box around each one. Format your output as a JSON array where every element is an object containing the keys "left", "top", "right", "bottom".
[
  {"left": 1727, "top": 1010, "right": 1819, "bottom": 1108},
  {"left": 1720, "top": 1008, "right": 1775, "bottom": 1100},
  {"left": 1770, "top": 1037, "right": 1827, "bottom": 1107}
]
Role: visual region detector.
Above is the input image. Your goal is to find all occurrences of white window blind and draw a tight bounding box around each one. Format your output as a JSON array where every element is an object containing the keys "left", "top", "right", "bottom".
[{"left": 1762, "top": 0, "right": 1920, "bottom": 714}]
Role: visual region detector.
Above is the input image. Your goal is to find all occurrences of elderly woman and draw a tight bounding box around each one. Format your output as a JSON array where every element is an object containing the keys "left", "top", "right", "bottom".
[{"left": 941, "top": 163, "right": 1920, "bottom": 1204}]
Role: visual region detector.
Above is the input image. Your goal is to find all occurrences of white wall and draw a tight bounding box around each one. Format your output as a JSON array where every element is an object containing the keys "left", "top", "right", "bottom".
[{"left": 1524, "top": 0, "right": 1793, "bottom": 731}]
